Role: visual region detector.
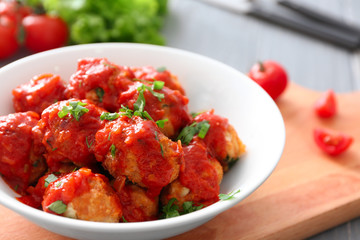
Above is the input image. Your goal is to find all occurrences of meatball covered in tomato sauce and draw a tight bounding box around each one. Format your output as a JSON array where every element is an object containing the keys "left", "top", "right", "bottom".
[
  {"left": 42, "top": 168, "right": 122, "bottom": 222},
  {"left": 12, "top": 73, "right": 66, "bottom": 115},
  {"left": 0, "top": 111, "right": 46, "bottom": 194},
  {"left": 66, "top": 58, "right": 134, "bottom": 112},
  {"left": 161, "top": 137, "right": 223, "bottom": 209},
  {"left": 93, "top": 115, "right": 183, "bottom": 197},
  {"left": 113, "top": 178, "right": 158, "bottom": 222},
  {"left": 118, "top": 82, "right": 191, "bottom": 138},
  {"left": 33, "top": 99, "right": 105, "bottom": 171},
  {"left": 194, "top": 110, "right": 246, "bottom": 172},
  {"left": 131, "top": 66, "right": 185, "bottom": 95}
]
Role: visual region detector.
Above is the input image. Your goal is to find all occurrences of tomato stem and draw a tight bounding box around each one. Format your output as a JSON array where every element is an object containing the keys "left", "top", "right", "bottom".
[{"left": 258, "top": 61, "right": 265, "bottom": 72}]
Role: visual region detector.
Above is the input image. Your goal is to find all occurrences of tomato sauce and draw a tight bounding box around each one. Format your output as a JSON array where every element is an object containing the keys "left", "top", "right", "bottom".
[
  {"left": 131, "top": 66, "right": 186, "bottom": 95},
  {"left": 66, "top": 58, "right": 134, "bottom": 112},
  {"left": 33, "top": 99, "right": 104, "bottom": 171},
  {"left": 194, "top": 110, "right": 228, "bottom": 161},
  {"left": 42, "top": 168, "right": 91, "bottom": 213},
  {"left": 118, "top": 184, "right": 158, "bottom": 222},
  {"left": 118, "top": 81, "right": 191, "bottom": 138},
  {"left": 93, "top": 115, "right": 182, "bottom": 197},
  {"left": 179, "top": 138, "right": 220, "bottom": 205},
  {"left": 0, "top": 58, "right": 244, "bottom": 222},
  {"left": 0, "top": 111, "right": 43, "bottom": 194},
  {"left": 12, "top": 73, "right": 66, "bottom": 115}
]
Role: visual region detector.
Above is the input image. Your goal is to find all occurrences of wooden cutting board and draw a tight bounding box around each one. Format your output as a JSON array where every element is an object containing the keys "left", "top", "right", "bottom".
[{"left": 1, "top": 83, "right": 359, "bottom": 240}]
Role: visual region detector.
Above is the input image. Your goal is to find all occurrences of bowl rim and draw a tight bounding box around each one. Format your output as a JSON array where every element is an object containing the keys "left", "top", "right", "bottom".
[{"left": 0, "top": 42, "right": 286, "bottom": 231}]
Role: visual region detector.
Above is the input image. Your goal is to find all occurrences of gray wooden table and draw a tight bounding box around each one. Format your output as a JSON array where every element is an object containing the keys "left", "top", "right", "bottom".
[{"left": 0, "top": 0, "right": 359, "bottom": 239}]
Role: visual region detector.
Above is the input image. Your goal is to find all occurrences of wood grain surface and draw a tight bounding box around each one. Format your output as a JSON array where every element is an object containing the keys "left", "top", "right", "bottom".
[{"left": 0, "top": 82, "right": 359, "bottom": 239}]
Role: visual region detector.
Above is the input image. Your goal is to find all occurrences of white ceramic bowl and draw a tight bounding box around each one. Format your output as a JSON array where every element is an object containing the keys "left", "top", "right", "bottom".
[{"left": 0, "top": 43, "right": 285, "bottom": 240}]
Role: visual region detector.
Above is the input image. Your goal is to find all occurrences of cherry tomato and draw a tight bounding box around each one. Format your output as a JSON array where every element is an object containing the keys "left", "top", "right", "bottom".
[
  {"left": 0, "top": 1, "right": 32, "bottom": 22},
  {"left": 313, "top": 127, "right": 353, "bottom": 156},
  {"left": 314, "top": 89, "right": 337, "bottom": 118},
  {"left": 0, "top": 15, "right": 19, "bottom": 59},
  {"left": 248, "top": 61, "right": 288, "bottom": 100},
  {"left": 22, "top": 14, "right": 68, "bottom": 53}
]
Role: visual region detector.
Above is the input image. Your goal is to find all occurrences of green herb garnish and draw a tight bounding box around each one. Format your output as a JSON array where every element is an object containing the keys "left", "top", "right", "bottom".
[
  {"left": 110, "top": 144, "right": 116, "bottom": 157},
  {"left": 198, "top": 122, "right": 210, "bottom": 139},
  {"left": 86, "top": 136, "right": 94, "bottom": 149},
  {"left": 100, "top": 112, "right": 120, "bottom": 121},
  {"left": 119, "top": 105, "right": 134, "bottom": 118},
  {"left": 182, "top": 201, "right": 203, "bottom": 214},
  {"left": 95, "top": 87, "right": 105, "bottom": 103},
  {"left": 156, "top": 119, "right": 168, "bottom": 128},
  {"left": 161, "top": 199, "right": 203, "bottom": 219},
  {"left": 134, "top": 89, "right": 146, "bottom": 112},
  {"left": 152, "top": 81, "right": 165, "bottom": 90},
  {"left": 48, "top": 200, "right": 67, "bottom": 214},
  {"left": 58, "top": 101, "right": 89, "bottom": 121},
  {"left": 55, "top": 181, "right": 63, "bottom": 188},
  {"left": 154, "top": 131, "right": 164, "bottom": 157},
  {"left": 191, "top": 112, "right": 200, "bottom": 118},
  {"left": 176, "top": 120, "right": 210, "bottom": 145},
  {"left": 156, "top": 66, "right": 166, "bottom": 72},
  {"left": 162, "top": 198, "right": 180, "bottom": 219},
  {"left": 138, "top": 84, "right": 164, "bottom": 102},
  {"left": 44, "top": 174, "right": 58, "bottom": 188},
  {"left": 219, "top": 189, "right": 241, "bottom": 201}
]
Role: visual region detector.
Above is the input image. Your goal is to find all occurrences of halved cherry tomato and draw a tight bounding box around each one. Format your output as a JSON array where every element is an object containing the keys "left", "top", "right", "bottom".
[
  {"left": 0, "top": 15, "right": 19, "bottom": 59},
  {"left": 22, "top": 14, "right": 68, "bottom": 53},
  {"left": 313, "top": 127, "right": 353, "bottom": 156},
  {"left": 248, "top": 60, "right": 288, "bottom": 101},
  {"left": 314, "top": 89, "right": 337, "bottom": 118}
]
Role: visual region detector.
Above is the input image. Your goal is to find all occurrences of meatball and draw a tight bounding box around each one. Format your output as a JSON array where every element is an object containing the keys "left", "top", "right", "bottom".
[
  {"left": 33, "top": 99, "right": 105, "bottom": 171},
  {"left": 93, "top": 115, "right": 183, "bottom": 197},
  {"left": 42, "top": 168, "right": 122, "bottom": 222},
  {"left": 18, "top": 172, "right": 58, "bottom": 209},
  {"left": 161, "top": 137, "right": 223, "bottom": 209},
  {"left": 114, "top": 178, "right": 158, "bottom": 222},
  {"left": 0, "top": 111, "right": 46, "bottom": 194},
  {"left": 194, "top": 110, "right": 246, "bottom": 171},
  {"left": 118, "top": 81, "right": 191, "bottom": 138},
  {"left": 131, "top": 66, "right": 186, "bottom": 95},
  {"left": 12, "top": 73, "right": 66, "bottom": 115},
  {"left": 66, "top": 58, "right": 134, "bottom": 112}
]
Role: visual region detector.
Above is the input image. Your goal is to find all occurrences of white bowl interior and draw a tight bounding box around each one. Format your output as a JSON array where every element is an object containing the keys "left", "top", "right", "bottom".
[{"left": 0, "top": 43, "right": 285, "bottom": 240}]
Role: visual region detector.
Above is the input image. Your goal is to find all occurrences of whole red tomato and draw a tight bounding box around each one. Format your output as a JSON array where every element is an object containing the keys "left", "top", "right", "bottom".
[
  {"left": 248, "top": 61, "right": 288, "bottom": 100},
  {"left": 22, "top": 14, "right": 68, "bottom": 53},
  {"left": 0, "top": 15, "right": 19, "bottom": 59},
  {"left": 313, "top": 127, "right": 353, "bottom": 156},
  {"left": 314, "top": 89, "right": 337, "bottom": 118},
  {"left": 0, "top": 1, "right": 32, "bottom": 22}
]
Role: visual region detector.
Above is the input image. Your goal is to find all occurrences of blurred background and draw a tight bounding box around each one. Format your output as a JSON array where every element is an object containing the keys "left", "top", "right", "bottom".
[
  {"left": 1, "top": 0, "right": 360, "bottom": 95},
  {"left": 1, "top": 0, "right": 360, "bottom": 239}
]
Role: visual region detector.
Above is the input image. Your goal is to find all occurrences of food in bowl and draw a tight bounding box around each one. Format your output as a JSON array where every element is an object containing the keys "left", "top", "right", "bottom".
[{"left": 0, "top": 57, "right": 246, "bottom": 223}]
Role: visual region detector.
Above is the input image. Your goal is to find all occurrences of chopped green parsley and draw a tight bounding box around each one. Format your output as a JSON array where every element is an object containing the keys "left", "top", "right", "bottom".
[{"left": 58, "top": 101, "right": 89, "bottom": 121}]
